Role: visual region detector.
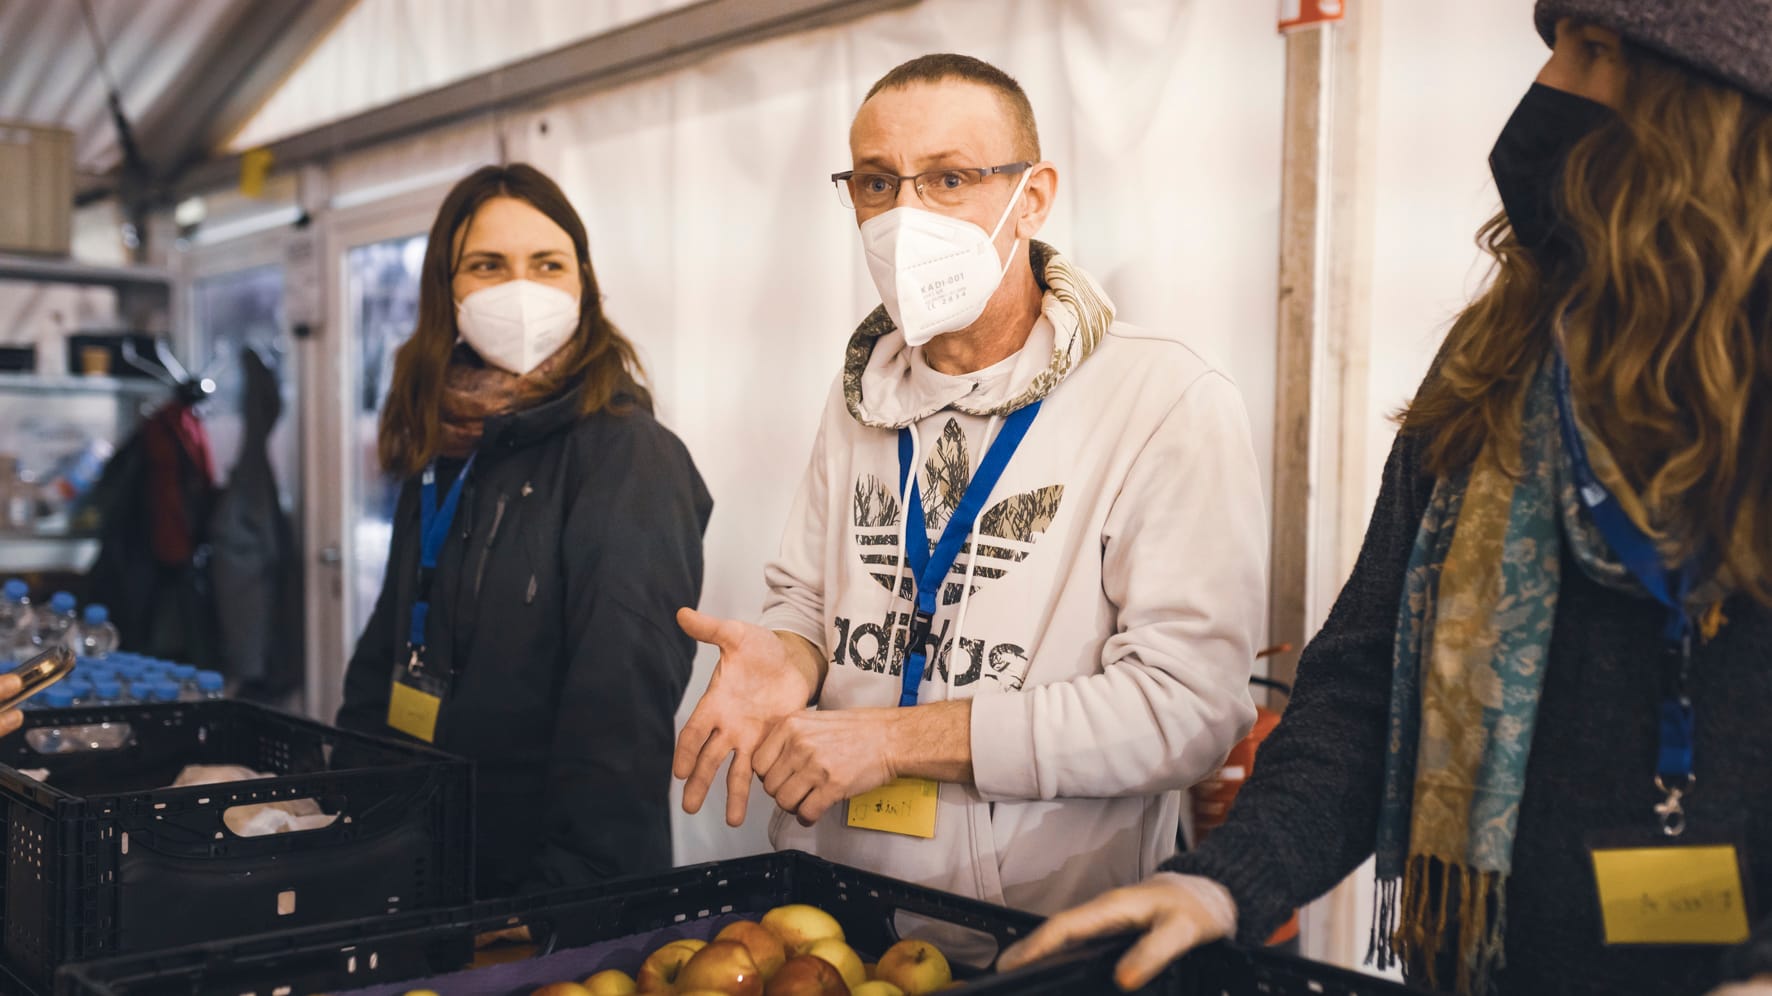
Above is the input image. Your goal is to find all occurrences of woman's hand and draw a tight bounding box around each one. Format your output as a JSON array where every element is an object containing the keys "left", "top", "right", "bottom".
[{"left": 998, "top": 873, "right": 1238, "bottom": 991}]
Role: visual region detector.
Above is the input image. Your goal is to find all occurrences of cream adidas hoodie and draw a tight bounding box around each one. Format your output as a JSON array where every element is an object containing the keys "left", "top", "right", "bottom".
[{"left": 761, "top": 243, "right": 1265, "bottom": 916}]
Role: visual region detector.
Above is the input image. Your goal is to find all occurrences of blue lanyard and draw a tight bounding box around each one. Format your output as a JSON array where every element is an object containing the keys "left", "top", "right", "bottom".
[
  {"left": 1553, "top": 356, "right": 1699, "bottom": 827},
  {"left": 894, "top": 401, "right": 1041, "bottom": 707},
  {"left": 407, "top": 454, "right": 475, "bottom": 673}
]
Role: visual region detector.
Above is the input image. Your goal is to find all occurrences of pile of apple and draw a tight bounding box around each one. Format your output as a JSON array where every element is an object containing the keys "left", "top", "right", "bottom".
[{"left": 526, "top": 903, "right": 956, "bottom": 996}]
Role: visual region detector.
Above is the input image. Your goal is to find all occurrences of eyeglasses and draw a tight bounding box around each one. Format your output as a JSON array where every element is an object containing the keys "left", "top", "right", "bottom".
[{"left": 831, "top": 161, "right": 1032, "bottom": 210}]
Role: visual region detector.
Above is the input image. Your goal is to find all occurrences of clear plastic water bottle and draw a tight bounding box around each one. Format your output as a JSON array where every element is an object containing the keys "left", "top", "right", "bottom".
[
  {"left": 73, "top": 605, "right": 120, "bottom": 658},
  {"left": 170, "top": 664, "right": 199, "bottom": 700},
  {"left": 0, "top": 579, "right": 33, "bottom": 660},
  {"left": 63, "top": 678, "right": 93, "bottom": 707},
  {"left": 35, "top": 685, "right": 75, "bottom": 754},
  {"left": 144, "top": 679, "right": 181, "bottom": 705},
  {"left": 196, "top": 670, "right": 225, "bottom": 700},
  {"left": 27, "top": 592, "right": 78, "bottom": 655},
  {"left": 105, "top": 655, "right": 139, "bottom": 699},
  {"left": 92, "top": 677, "right": 122, "bottom": 705}
]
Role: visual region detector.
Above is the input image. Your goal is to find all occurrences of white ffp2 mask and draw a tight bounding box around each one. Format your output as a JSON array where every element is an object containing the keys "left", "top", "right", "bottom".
[
  {"left": 860, "top": 170, "right": 1032, "bottom": 347},
  {"left": 454, "top": 280, "right": 581, "bottom": 375}
]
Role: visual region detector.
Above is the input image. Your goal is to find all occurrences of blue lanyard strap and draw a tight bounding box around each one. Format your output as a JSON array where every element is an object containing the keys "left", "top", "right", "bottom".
[
  {"left": 1553, "top": 356, "right": 1698, "bottom": 829},
  {"left": 407, "top": 454, "right": 475, "bottom": 671},
  {"left": 894, "top": 401, "right": 1041, "bottom": 707}
]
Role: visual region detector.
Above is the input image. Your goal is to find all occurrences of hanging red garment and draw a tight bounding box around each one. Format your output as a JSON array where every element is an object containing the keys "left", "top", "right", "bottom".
[
  {"left": 88, "top": 396, "right": 222, "bottom": 667},
  {"left": 140, "top": 402, "right": 217, "bottom": 566}
]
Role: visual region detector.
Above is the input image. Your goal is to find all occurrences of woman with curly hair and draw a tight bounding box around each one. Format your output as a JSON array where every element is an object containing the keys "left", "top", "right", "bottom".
[{"left": 1003, "top": 2, "right": 1772, "bottom": 993}]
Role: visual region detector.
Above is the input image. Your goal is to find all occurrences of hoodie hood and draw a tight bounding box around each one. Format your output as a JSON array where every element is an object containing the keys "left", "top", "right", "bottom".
[{"left": 843, "top": 241, "right": 1115, "bottom": 430}]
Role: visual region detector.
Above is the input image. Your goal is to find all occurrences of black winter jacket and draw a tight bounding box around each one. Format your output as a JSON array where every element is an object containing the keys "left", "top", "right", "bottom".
[
  {"left": 338, "top": 387, "right": 711, "bottom": 897},
  {"left": 1167, "top": 430, "right": 1772, "bottom": 995}
]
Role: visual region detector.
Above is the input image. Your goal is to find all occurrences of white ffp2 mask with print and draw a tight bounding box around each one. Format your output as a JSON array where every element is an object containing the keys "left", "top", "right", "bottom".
[
  {"left": 454, "top": 280, "right": 580, "bottom": 375},
  {"left": 860, "top": 170, "right": 1031, "bottom": 347}
]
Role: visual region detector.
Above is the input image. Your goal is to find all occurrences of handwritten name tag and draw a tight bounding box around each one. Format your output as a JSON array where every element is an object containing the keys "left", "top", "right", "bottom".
[{"left": 1591, "top": 844, "right": 1749, "bottom": 945}]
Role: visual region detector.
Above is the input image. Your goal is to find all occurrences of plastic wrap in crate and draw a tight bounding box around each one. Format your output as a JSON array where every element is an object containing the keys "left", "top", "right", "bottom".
[
  {"left": 55, "top": 850, "right": 1422, "bottom": 996},
  {"left": 0, "top": 699, "right": 473, "bottom": 994}
]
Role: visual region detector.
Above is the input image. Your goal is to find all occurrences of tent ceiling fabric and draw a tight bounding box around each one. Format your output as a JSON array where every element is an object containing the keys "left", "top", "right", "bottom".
[
  {"left": 227, "top": 0, "right": 706, "bottom": 152},
  {"left": 0, "top": 0, "right": 245, "bottom": 176}
]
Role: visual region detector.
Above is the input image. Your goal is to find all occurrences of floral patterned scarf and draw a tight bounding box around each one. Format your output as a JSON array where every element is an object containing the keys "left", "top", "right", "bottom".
[{"left": 1372, "top": 359, "right": 1723, "bottom": 995}]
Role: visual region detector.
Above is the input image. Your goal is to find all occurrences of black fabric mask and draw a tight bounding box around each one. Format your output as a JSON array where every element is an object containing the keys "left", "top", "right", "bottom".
[{"left": 1489, "top": 82, "right": 1616, "bottom": 253}]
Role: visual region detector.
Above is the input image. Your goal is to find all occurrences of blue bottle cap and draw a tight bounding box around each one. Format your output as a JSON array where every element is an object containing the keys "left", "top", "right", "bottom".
[
  {"left": 83, "top": 604, "right": 108, "bottom": 625},
  {"left": 93, "top": 678, "right": 122, "bottom": 701},
  {"left": 148, "top": 680, "right": 180, "bottom": 703},
  {"left": 170, "top": 664, "right": 198, "bottom": 680},
  {"left": 3, "top": 579, "right": 26, "bottom": 600},
  {"left": 40, "top": 685, "right": 76, "bottom": 709},
  {"left": 196, "top": 671, "right": 224, "bottom": 692},
  {"left": 49, "top": 592, "right": 76, "bottom": 613}
]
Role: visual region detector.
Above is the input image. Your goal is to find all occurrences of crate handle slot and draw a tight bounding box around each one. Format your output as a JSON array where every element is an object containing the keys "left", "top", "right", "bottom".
[
  {"left": 21, "top": 721, "right": 136, "bottom": 755},
  {"left": 884, "top": 909, "right": 1004, "bottom": 967},
  {"left": 472, "top": 917, "right": 560, "bottom": 957}
]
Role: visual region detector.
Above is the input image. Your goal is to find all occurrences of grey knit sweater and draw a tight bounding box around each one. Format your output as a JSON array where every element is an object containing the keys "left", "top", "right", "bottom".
[{"left": 1166, "top": 430, "right": 1772, "bottom": 996}]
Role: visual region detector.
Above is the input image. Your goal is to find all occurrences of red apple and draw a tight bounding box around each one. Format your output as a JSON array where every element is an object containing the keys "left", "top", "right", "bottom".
[
  {"left": 638, "top": 938, "right": 706, "bottom": 992},
  {"left": 676, "top": 939, "right": 765, "bottom": 996},
  {"left": 718, "top": 920, "right": 790, "bottom": 979},
  {"left": 764, "top": 953, "right": 851, "bottom": 996}
]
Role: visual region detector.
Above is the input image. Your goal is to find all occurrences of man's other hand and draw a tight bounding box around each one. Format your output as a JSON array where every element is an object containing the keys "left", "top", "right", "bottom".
[{"left": 754, "top": 707, "right": 899, "bottom": 826}]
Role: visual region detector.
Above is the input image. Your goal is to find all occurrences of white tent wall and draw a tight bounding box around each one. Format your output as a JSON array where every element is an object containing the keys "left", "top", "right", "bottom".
[
  {"left": 509, "top": 0, "right": 1287, "bottom": 865},
  {"left": 1365, "top": 0, "right": 1544, "bottom": 508}
]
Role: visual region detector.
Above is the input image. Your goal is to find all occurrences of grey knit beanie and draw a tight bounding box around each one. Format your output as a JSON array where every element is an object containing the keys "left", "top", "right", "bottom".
[{"left": 1535, "top": 0, "right": 1772, "bottom": 104}]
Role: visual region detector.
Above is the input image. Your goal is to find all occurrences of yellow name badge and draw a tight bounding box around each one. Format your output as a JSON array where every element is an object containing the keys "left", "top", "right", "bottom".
[
  {"left": 1591, "top": 844, "right": 1750, "bottom": 945},
  {"left": 847, "top": 777, "right": 939, "bottom": 839},
  {"left": 387, "top": 682, "right": 442, "bottom": 743}
]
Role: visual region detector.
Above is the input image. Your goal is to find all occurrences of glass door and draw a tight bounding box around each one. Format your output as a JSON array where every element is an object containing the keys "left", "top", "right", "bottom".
[
  {"left": 342, "top": 235, "right": 426, "bottom": 649},
  {"left": 183, "top": 234, "right": 305, "bottom": 707},
  {"left": 191, "top": 264, "right": 298, "bottom": 504},
  {"left": 307, "top": 187, "right": 444, "bottom": 724}
]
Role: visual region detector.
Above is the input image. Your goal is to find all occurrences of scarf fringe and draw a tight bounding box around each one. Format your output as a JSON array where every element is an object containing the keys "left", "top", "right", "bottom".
[
  {"left": 1376, "top": 856, "right": 1508, "bottom": 996},
  {"left": 1367, "top": 874, "right": 1401, "bottom": 970}
]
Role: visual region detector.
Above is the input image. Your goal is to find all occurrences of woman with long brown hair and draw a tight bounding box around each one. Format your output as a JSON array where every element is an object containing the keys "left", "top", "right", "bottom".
[
  {"left": 338, "top": 163, "right": 711, "bottom": 896},
  {"left": 1002, "top": 2, "right": 1772, "bottom": 994}
]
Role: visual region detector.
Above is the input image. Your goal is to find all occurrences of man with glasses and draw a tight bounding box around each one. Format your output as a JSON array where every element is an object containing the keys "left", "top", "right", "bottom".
[{"left": 674, "top": 53, "right": 1267, "bottom": 917}]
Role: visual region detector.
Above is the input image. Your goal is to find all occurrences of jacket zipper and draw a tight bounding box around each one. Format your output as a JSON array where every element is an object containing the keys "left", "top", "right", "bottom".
[{"left": 473, "top": 494, "right": 508, "bottom": 598}]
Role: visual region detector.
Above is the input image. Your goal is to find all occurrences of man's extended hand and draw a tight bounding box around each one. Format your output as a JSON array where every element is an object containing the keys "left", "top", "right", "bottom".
[{"left": 674, "top": 608, "right": 819, "bottom": 827}]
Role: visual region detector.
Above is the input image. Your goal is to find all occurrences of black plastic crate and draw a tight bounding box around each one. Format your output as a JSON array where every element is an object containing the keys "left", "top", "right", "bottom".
[
  {"left": 0, "top": 700, "right": 472, "bottom": 994},
  {"left": 56, "top": 850, "right": 1419, "bottom": 996}
]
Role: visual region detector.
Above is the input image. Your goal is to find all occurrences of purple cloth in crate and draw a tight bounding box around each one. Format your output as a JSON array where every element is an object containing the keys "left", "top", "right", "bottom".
[{"left": 338, "top": 915, "right": 751, "bottom": 996}]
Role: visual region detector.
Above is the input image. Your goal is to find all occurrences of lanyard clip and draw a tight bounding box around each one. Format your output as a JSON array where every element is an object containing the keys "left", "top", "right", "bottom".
[
  {"left": 406, "top": 644, "right": 425, "bottom": 676},
  {"left": 905, "top": 608, "right": 937, "bottom": 659},
  {"left": 1654, "top": 773, "right": 1693, "bottom": 837}
]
